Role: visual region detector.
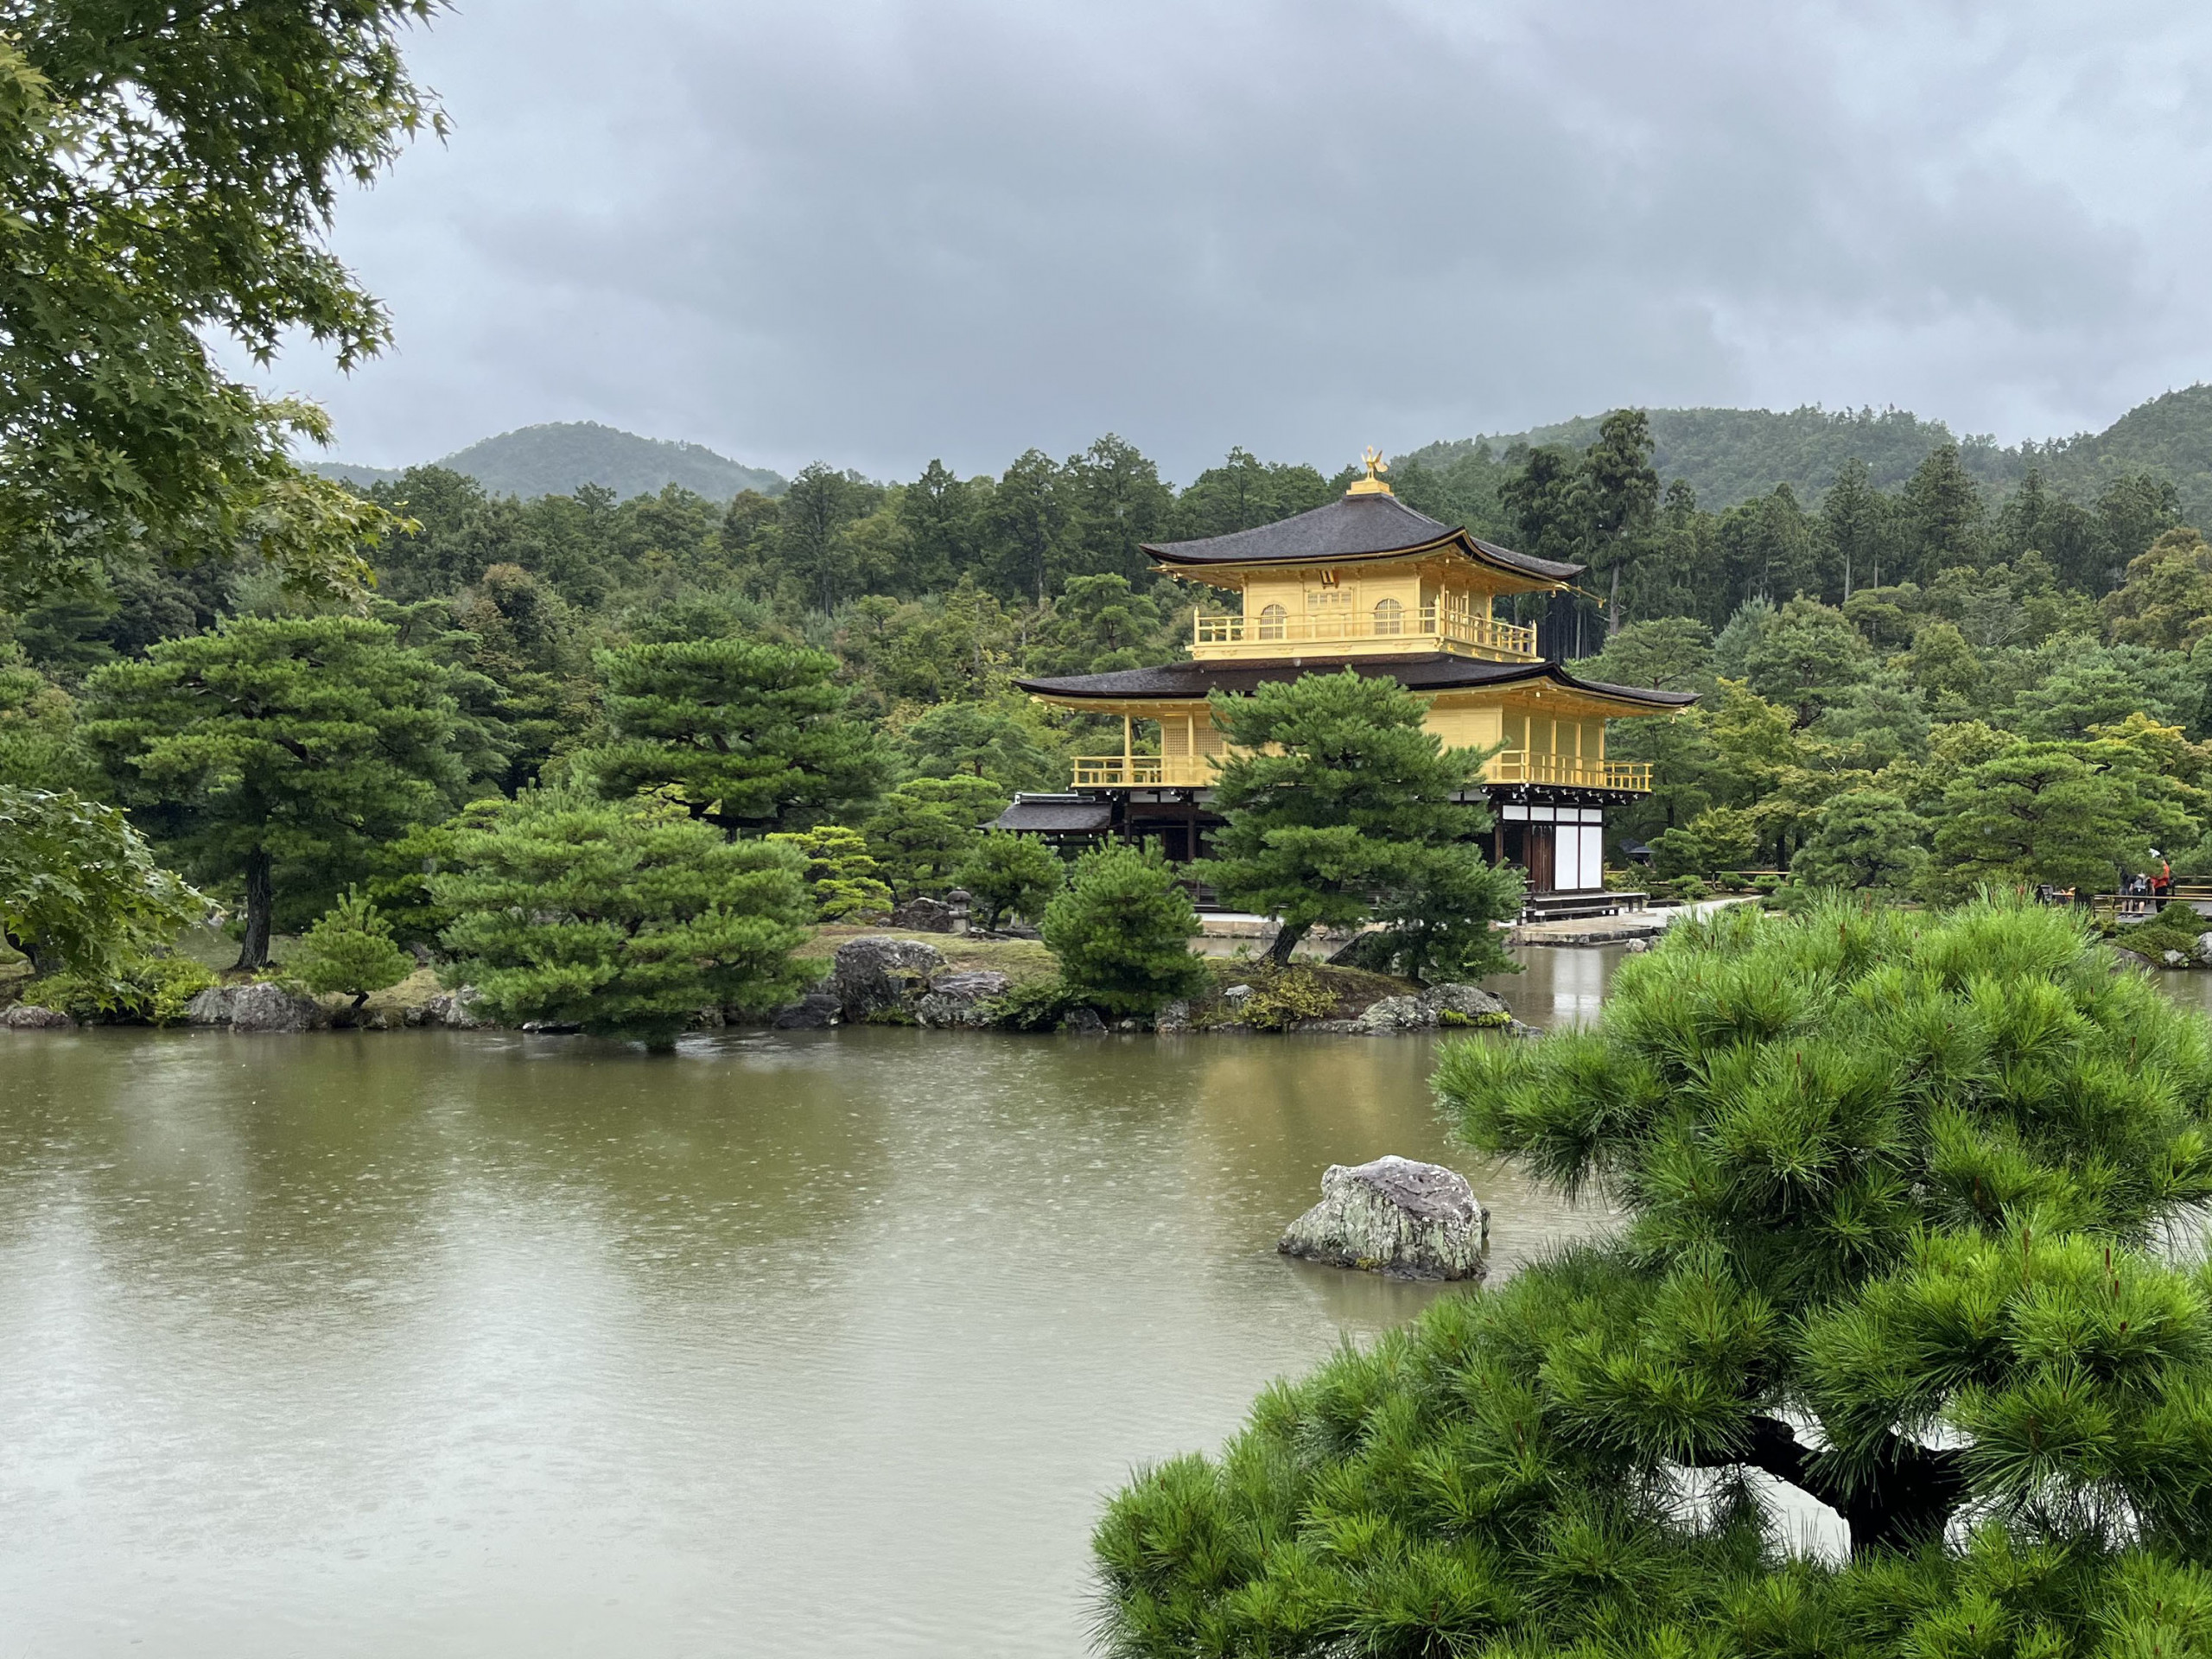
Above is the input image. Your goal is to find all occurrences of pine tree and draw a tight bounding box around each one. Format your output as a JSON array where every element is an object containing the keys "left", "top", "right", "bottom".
[
  {"left": 1205, "top": 670, "right": 1505, "bottom": 966},
  {"left": 291, "top": 888, "right": 414, "bottom": 1010},
  {"left": 1095, "top": 899, "right": 2212, "bottom": 1655},
  {"left": 1790, "top": 788, "right": 1929, "bottom": 891},
  {"left": 79, "top": 616, "right": 466, "bottom": 969},
  {"left": 862, "top": 776, "right": 1006, "bottom": 900},
  {"left": 1040, "top": 845, "right": 1203, "bottom": 1016},
  {"left": 956, "top": 832, "right": 1064, "bottom": 931},
  {"left": 580, "top": 637, "right": 885, "bottom": 834},
  {"left": 435, "top": 788, "right": 812, "bottom": 1049},
  {"left": 764, "top": 825, "right": 893, "bottom": 920}
]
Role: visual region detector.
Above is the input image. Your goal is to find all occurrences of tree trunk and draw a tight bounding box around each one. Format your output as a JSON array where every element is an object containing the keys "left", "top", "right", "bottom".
[
  {"left": 234, "top": 846, "right": 274, "bottom": 971},
  {"left": 1686, "top": 1414, "right": 1965, "bottom": 1558},
  {"left": 1607, "top": 559, "right": 1623, "bottom": 639},
  {"left": 1267, "top": 920, "right": 1307, "bottom": 966}
]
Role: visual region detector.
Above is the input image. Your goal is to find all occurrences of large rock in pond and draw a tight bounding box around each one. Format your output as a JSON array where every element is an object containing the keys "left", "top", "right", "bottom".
[
  {"left": 184, "top": 982, "right": 328, "bottom": 1033},
  {"left": 830, "top": 936, "right": 945, "bottom": 1021},
  {"left": 1352, "top": 983, "right": 1510, "bottom": 1035},
  {"left": 1278, "top": 1155, "right": 1488, "bottom": 1280},
  {"left": 916, "top": 969, "right": 1010, "bottom": 1028},
  {"left": 1, "top": 1003, "right": 73, "bottom": 1029}
]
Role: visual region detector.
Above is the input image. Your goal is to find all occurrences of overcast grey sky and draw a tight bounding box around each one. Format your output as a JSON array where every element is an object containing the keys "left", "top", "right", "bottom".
[{"left": 256, "top": 0, "right": 2212, "bottom": 485}]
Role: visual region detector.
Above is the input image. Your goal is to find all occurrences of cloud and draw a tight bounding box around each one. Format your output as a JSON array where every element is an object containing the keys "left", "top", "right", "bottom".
[{"left": 252, "top": 0, "right": 2212, "bottom": 481}]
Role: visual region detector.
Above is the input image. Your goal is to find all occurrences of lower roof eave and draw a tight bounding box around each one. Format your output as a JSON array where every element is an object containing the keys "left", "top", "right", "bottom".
[{"left": 1014, "top": 653, "right": 1695, "bottom": 714}]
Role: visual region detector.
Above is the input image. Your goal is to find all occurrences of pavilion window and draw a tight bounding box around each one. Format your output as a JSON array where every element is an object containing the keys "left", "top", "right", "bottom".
[
  {"left": 1372, "top": 597, "right": 1403, "bottom": 635},
  {"left": 1258, "top": 603, "right": 1288, "bottom": 641}
]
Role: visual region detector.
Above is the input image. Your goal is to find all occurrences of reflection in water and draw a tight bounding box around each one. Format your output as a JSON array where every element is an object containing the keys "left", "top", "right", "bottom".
[
  {"left": 0, "top": 956, "right": 1632, "bottom": 1656},
  {"left": 1479, "top": 942, "right": 1624, "bottom": 1030}
]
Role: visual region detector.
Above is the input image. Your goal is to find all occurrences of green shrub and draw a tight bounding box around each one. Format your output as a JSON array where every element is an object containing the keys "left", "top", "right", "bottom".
[
  {"left": 29, "top": 952, "right": 215, "bottom": 1024},
  {"left": 292, "top": 888, "right": 415, "bottom": 1010},
  {"left": 1237, "top": 967, "right": 1338, "bottom": 1031},
  {"left": 1751, "top": 874, "right": 1784, "bottom": 894},
  {"left": 1095, "top": 897, "right": 2212, "bottom": 1650},
  {"left": 1665, "top": 874, "right": 1707, "bottom": 903},
  {"left": 1039, "top": 845, "right": 1205, "bottom": 1016},
  {"left": 2113, "top": 899, "right": 2209, "bottom": 964},
  {"left": 990, "top": 977, "right": 1081, "bottom": 1032}
]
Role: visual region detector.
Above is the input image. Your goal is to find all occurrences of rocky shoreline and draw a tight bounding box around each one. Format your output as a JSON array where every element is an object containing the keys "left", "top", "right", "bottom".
[{"left": 1, "top": 933, "right": 1537, "bottom": 1040}]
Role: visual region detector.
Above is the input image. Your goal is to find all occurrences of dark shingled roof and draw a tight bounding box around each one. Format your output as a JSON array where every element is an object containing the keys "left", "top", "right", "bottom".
[
  {"left": 1143, "top": 492, "right": 1584, "bottom": 583},
  {"left": 990, "top": 795, "right": 1115, "bottom": 833},
  {"left": 1014, "top": 653, "right": 1698, "bottom": 710}
]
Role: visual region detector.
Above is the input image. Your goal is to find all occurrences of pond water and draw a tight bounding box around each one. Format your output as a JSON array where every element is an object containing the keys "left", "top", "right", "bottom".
[
  {"left": 9, "top": 944, "right": 2196, "bottom": 1656},
  {"left": 0, "top": 948, "right": 1624, "bottom": 1657}
]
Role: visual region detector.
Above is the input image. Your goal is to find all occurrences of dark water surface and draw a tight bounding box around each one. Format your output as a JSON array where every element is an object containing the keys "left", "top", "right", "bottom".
[{"left": 0, "top": 950, "right": 1624, "bottom": 1657}]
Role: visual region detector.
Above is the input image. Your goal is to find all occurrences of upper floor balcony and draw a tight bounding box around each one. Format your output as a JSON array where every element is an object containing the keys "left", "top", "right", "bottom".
[
  {"left": 1070, "top": 749, "right": 1651, "bottom": 792},
  {"left": 1192, "top": 604, "right": 1538, "bottom": 663}
]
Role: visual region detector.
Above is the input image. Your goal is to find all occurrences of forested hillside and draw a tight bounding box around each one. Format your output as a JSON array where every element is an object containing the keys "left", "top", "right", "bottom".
[
  {"left": 15, "top": 402, "right": 2212, "bottom": 976},
  {"left": 1408, "top": 384, "right": 2212, "bottom": 526},
  {"left": 311, "top": 421, "right": 785, "bottom": 501}
]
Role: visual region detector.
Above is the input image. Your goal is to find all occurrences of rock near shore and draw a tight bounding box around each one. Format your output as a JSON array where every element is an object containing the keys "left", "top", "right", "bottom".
[
  {"left": 1354, "top": 983, "right": 1512, "bottom": 1035},
  {"left": 828, "top": 936, "right": 946, "bottom": 1021},
  {"left": 184, "top": 982, "right": 328, "bottom": 1033},
  {"left": 1, "top": 1003, "right": 73, "bottom": 1029},
  {"left": 916, "top": 969, "right": 1011, "bottom": 1028},
  {"left": 1278, "top": 1155, "right": 1489, "bottom": 1281}
]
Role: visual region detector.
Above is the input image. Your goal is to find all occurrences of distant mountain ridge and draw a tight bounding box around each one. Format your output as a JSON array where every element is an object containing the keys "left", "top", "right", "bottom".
[
  {"left": 312, "top": 386, "right": 2212, "bottom": 526},
  {"left": 309, "top": 421, "right": 785, "bottom": 501},
  {"left": 1403, "top": 385, "right": 2212, "bottom": 525}
]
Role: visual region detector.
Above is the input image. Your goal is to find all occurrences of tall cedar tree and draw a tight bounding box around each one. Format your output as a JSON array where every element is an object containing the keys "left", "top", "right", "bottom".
[
  {"left": 1583, "top": 409, "right": 1660, "bottom": 636},
  {"left": 1096, "top": 899, "right": 2212, "bottom": 1656},
  {"left": 1204, "top": 670, "right": 1510, "bottom": 966},
  {"left": 0, "top": 1, "right": 438, "bottom": 601},
  {"left": 80, "top": 616, "right": 464, "bottom": 969},
  {"left": 581, "top": 638, "right": 884, "bottom": 834},
  {"left": 435, "top": 788, "right": 813, "bottom": 1049}
]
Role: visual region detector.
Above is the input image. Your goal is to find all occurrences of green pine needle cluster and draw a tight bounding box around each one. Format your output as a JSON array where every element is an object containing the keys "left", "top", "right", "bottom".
[
  {"left": 1094, "top": 896, "right": 2212, "bottom": 1658},
  {"left": 434, "top": 787, "right": 814, "bottom": 1048}
]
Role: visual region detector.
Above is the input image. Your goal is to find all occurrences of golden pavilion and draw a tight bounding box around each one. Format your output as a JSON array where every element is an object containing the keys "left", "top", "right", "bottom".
[{"left": 996, "top": 453, "right": 1694, "bottom": 895}]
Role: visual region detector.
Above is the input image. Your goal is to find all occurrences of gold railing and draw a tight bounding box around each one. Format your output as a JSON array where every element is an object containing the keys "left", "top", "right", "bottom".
[
  {"left": 1071, "top": 755, "right": 1220, "bottom": 787},
  {"left": 1487, "top": 752, "right": 1652, "bottom": 791},
  {"left": 1194, "top": 606, "right": 1536, "bottom": 658},
  {"left": 1073, "top": 750, "right": 1651, "bottom": 792}
]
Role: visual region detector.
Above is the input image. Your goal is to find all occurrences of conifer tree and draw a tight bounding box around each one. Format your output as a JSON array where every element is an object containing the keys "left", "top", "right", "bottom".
[
  {"left": 956, "top": 832, "right": 1064, "bottom": 931},
  {"left": 765, "top": 825, "right": 893, "bottom": 920},
  {"left": 79, "top": 616, "right": 466, "bottom": 969},
  {"left": 1040, "top": 845, "right": 1203, "bottom": 1015},
  {"left": 1790, "top": 788, "right": 1929, "bottom": 891},
  {"left": 435, "top": 788, "right": 812, "bottom": 1049},
  {"left": 863, "top": 775, "right": 1007, "bottom": 900},
  {"left": 1205, "top": 670, "right": 1508, "bottom": 966},
  {"left": 291, "top": 888, "right": 413, "bottom": 1011},
  {"left": 1095, "top": 899, "right": 2212, "bottom": 1656},
  {"left": 580, "top": 638, "right": 884, "bottom": 834}
]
